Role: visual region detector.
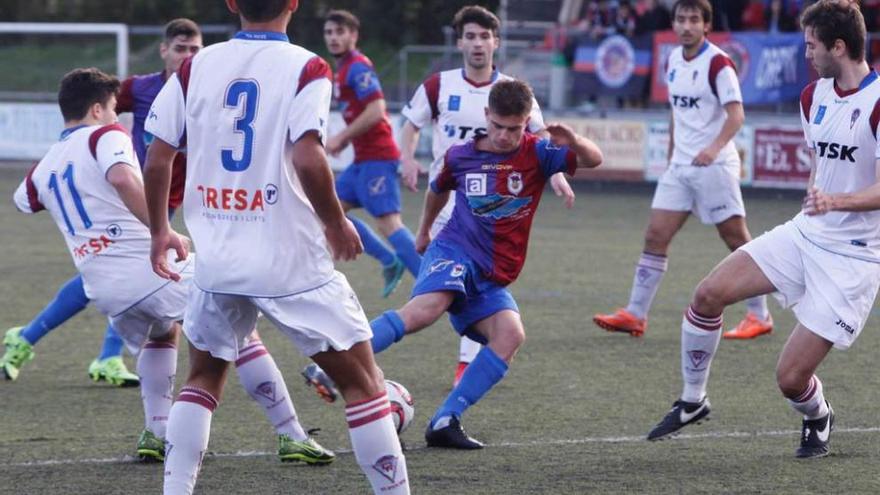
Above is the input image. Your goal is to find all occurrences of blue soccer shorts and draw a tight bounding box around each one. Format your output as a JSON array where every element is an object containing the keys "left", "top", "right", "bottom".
[{"left": 335, "top": 159, "right": 402, "bottom": 217}]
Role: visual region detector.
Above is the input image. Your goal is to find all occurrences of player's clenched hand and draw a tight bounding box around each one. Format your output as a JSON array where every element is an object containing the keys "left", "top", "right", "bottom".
[
  {"left": 803, "top": 186, "right": 833, "bottom": 216},
  {"left": 401, "top": 157, "right": 421, "bottom": 192},
  {"left": 325, "top": 217, "right": 363, "bottom": 261},
  {"left": 545, "top": 122, "right": 578, "bottom": 147},
  {"left": 550, "top": 172, "right": 575, "bottom": 209},
  {"left": 326, "top": 134, "right": 349, "bottom": 157},
  {"left": 692, "top": 145, "right": 720, "bottom": 167},
  {"left": 415, "top": 230, "right": 431, "bottom": 254},
  {"left": 150, "top": 229, "right": 188, "bottom": 282}
]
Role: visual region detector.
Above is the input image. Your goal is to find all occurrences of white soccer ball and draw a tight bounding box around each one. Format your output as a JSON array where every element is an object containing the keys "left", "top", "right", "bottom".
[{"left": 385, "top": 379, "right": 415, "bottom": 434}]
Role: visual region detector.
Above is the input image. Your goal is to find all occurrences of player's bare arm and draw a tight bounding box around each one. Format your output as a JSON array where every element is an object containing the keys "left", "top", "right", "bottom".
[
  {"left": 805, "top": 159, "right": 880, "bottom": 215},
  {"left": 106, "top": 163, "right": 150, "bottom": 227},
  {"left": 327, "top": 98, "right": 386, "bottom": 156},
  {"left": 399, "top": 120, "right": 422, "bottom": 192},
  {"left": 545, "top": 122, "right": 603, "bottom": 168},
  {"left": 530, "top": 126, "right": 577, "bottom": 207},
  {"left": 291, "top": 130, "right": 363, "bottom": 261},
  {"left": 415, "top": 188, "right": 451, "bottom": 253},
  {"left": 692, "top": 101, "right": 744, "bottom": 166},
  {"left": 143, "top": 138, "right": 188, "bottom": 281},
  {"left": 667, "top": 115, "right": 675, "bottom": 162}
]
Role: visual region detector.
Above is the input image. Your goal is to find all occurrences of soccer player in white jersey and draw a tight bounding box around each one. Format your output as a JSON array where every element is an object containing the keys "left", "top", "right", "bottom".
[
  {"left": 143, "top": 1, "right": 409, "bottom": 494},
  {"left": 398, "top": 5, "right": 576, "bottom": 386},
  {"left": 648, "top": 0, "right": 880, "bottom": 458},
  {"left": 593, "top": 0, "right": 773, "bottom": 340},
  {"left": 13, "top": 68, "right": 335, "bottom": 466}
]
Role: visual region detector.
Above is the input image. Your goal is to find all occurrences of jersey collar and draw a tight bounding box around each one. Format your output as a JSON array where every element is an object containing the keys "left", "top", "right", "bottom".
[
  {"left": 59, "top": 124, "right": 88, "bottom": 141},
  {"left": 461, "top": 67, "right": 499, "bottom": 88},
  {"left": 233, "top": 31, "right": 289, "bottom": 42},
  {"left": 834, "top": 70, "right": 879, "bottom": 97},
  {"left": 682, "top": 40, "right": 709, "bottom": 62}
]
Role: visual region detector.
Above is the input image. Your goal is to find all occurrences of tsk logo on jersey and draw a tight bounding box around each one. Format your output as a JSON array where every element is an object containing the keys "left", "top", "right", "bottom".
[
  {"left": 815, "top": 141, "right": 858, "bottom": 162},
  {"left": 443, "top": 124, "right": 487, "bottom": 140},
  {"left": 468, "top": 194, "right": 533, "bottom": 220},
  {"left": 465, "top": 173, "right": 487, "bottom": 196},
  {"left": 72, "top": 235, "right": 115, "bottom": 259},
  {"left": 507, "top": 172, "right": 523, "bottom": 195},
  {"left": 671, "top": 95, "right": 700, "bottom": 108},
  {"left": 195, "top": 184, "right": 275, "bottom": 211}
]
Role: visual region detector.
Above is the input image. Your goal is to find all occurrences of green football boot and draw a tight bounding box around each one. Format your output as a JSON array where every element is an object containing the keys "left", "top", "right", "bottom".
[
  {"left": 277, "top": 434, "right": 336, "bottom": 464},
  {"left": 1, "top": 327, "right": 35, "bottom": 381},
  {"left": 381, "top": 258, "right": 406, "bottom": 298},
  {"left": 137, "top": 429, "right": 165, "bottom": 462},
  {"left": 88, "top": 356, "right": 140, "bottom": 387}
]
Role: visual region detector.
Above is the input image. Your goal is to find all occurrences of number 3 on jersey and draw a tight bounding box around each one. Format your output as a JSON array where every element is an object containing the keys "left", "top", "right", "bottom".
[{"left": 222, "top": 79, "right": 259, "bottom": 172}]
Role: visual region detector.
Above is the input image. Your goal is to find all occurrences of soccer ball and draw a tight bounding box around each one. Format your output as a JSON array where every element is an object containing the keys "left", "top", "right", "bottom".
[{"left": 385, "top": 379, "right": 415, "bottom": 434}]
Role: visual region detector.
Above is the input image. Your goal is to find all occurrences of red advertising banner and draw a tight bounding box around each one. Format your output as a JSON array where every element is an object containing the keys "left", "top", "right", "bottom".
[{"left": 752, "top": 126, "right": 811, "bottom": 189}]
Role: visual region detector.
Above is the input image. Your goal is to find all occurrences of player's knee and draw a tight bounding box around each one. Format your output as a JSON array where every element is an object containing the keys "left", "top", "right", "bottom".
[
  {"left": 776, "top": 366, "right": 809, "bottom": 399},
  {"left": 644, "top": 227, "right": 672, "bottom": 253},
  {"left": 376, "top": 213, "right": 403, "bottom": 237},
  {"left": 692, "top": 278, "right": 727, "bottom": 314},
  {"left": 401, "top": 304, "right": 442, "bottom": 332}
]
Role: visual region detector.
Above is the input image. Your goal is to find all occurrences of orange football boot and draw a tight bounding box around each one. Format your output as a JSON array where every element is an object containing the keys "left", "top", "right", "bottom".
[
  {"left": 723, "top": 312, "right": 773, "bottom": 339},
  {"left": 593, "top": 308, "right": 647, "bottom": 337}
]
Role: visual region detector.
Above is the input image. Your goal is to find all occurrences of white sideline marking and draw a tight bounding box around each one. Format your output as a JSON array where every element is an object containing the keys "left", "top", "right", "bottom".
[{"left": 5, "top": 426, "right": 880, "bottom": 468}]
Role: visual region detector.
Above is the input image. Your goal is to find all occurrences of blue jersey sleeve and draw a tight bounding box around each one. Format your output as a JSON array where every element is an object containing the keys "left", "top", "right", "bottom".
[
  {"left": 535, "top": 138, "right": 578, "bottom": 178},
  {"left": 346, "top": 61, "right": 383, "bottom": 102}
]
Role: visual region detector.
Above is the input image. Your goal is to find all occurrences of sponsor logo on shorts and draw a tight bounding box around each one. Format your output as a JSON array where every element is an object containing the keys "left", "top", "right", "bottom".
[
  {"left": 835, "top": 318, "right": 855, "bottom": 335},
  {"left": 428, "top": 259, "right": 455, "bottom": 274},
  {"left": 710, "top": 204, "right": 728, "bottom": 213},
  {"left": 368, "top": 176, "right": 387, "bottom": 196}
]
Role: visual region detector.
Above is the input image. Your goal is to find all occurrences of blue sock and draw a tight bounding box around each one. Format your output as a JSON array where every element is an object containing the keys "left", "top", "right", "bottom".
[
  {"left": 431, "top": 347, "right": 508, "bottom": 427},
  {"left": 349, "top": 215, "right": 396, "bottom": 267},
  {"left": 20, "top": 275, "right": 90, "bottom": 345},
  {"left": 370, "top": 310, "right": 406, "bottom": 354},
  {"left": 97, "top": 324, "right": 124, "bottom": 360},
  {"left": 387, "top": 227, "right": 422, "bottom": 276}
]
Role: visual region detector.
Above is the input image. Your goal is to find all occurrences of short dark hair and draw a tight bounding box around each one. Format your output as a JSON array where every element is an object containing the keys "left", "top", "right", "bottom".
[
  {"left": 164, "top": 18, "right": 200, "bottom": 41},
  {"left": 488, "top": 80, "right": 533, "bottom": 117},
  {"left": 234, "top": 0, "right": 289, "bottom": 23},
  {"left": 58, "top": 68, "right": 120, "bottom": 122},
  {"left": 325, "top": 9, "right": 360, "bottom": 32},
  {"left": 452, "top": 5, "right": 500, "bottom": 38},
  {"left": 672, "top": 0, "right": 713, "bottom": 25},
  {"left": 801, "top": 0, "right": 866, "bottom": 61}
]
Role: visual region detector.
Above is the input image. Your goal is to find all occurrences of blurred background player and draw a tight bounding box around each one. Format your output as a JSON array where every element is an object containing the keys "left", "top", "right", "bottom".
[
  {"left": 307, "top": 80, "right": 602, "bottom": 449},
  {"left": 0, "top": 19, "right": 202, "bottom": 386},
  {"left": 648, "top": 0, "right": 880, "bottom": 458},
  {"left": 143, "top": 1, "right": 408, "bottom": 493},
  {"left": 324, "top": 9, "right": 422, "bottom": 298},
  {"left": 398, "top": 5, "right": 577, "bottom": 386},
  {"left": 13, "top": 67, "right": 333, "bottom": 465},
  {"left": 593, "top": 0, "right": 773, "bottom": 340}
]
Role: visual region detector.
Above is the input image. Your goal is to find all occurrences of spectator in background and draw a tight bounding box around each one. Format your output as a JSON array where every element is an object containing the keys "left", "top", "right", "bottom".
[
  {"left": 635, "top": 0, "right": 671, "bottom": 35},
  {"left": 616, "top": 1, "right": 638, "bottom": 37},
  {"left": 741, "top": 0, "right": 766, "bottom": 30},
  {"left": 767, "top": 0, "right": 799, "bottom": 32}
]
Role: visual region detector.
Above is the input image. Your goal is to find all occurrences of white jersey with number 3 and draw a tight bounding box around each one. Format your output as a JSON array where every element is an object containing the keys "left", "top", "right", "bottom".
[
  {"left": 12, "top": 124, "right": 173, "bottom": 316},
  {"left": 794, "top": 72, "right": 880, "bottom": 262},
  {"left": 146, "top": 31, "right": 335, "bottom": 297}
]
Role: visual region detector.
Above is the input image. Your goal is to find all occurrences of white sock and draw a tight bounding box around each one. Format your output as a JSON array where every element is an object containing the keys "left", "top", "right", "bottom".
[
  {"left": 346, "top": 392, "right": 410, "bottom": 494},
  {"left": 745, "top": 295, "right": 770, "bottom": 320},
  {"left": 137, "top": 341, "right": 178, "bottom": 438},
  {"left": 788, "top": 375, "right": 830, "bottom": 420},
  {"left": 163, "top": 387, "right": 217, "bottom": 495},
  {"left": 625, "top": 252, "right": 668, "bottom": 319},
  {"left": 235, "top": 340, "right": 307, "bottom": 441},
  {"left": 681, "top": 306, "right": 723, "bottom": 403},
  {"left": 458, "top": 337, "right": 481, "bottom": 364}
]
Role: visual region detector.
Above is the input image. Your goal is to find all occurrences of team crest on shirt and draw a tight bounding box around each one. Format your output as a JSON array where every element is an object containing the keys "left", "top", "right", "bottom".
[
  {"left": 372, "top": 455, "right": 399, "bottom": 483},
  {"left": 668, "top": 69, "right": 676, "bottom": 83},
  {"left": 105, "top": 224, "right": 122, "bottom": 238},
  {"left": 850, "top": 108, "right": 861, "bottom": 129},
  {"left": 692, "top": 70, "right": 699, "bottom": 83},
  {"left": 507, "top": 172, "right": 523, "bottom": 195}
]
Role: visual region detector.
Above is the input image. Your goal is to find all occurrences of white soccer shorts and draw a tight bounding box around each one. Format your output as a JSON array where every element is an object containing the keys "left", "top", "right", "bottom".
[
  {"left": 109, "top": 257, "right": 195, "bottom": 355},
  {"left": 651, "top": 161, "right": 746, "bottom": 225},
  {"left": 740, "top": 221, "right": 880, "bottom": 349},
  {"left": 183, "top": 271, "right": 372, "bottom": 361}
]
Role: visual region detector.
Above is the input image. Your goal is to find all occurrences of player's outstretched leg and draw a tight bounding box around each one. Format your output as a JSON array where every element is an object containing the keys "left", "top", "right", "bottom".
[
  {"left": 136, "top": 327, "right": 180, "bottom": 462},
  {"left": 235, "top": 332, "right": 334, "bottom": 464},
  {"left": 349, "top": 215, "right": 405, "bottom": 298},
  {"left": 88, "top": 324, "right": 140, "bottom": 387},
  {"left": 313, "top": 342, "right": 410, "bottom": 494},
  {"left": 593, "top": 252, "right": 666, "bottom": 337},
  {"left": 776, "top": 325, "right": 834, "bottom": 458},
  {"left": 163, "top": 344, "right": 230, "bottom": 495},
  {"left": 426, "top": 309, "right": 522, "bottom": 450}
]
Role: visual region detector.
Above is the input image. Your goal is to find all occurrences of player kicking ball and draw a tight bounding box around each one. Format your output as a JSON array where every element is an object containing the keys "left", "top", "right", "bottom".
[
  {"left": 13, "top": 68, "right": 334, "bottom": 465},
  {"left": 648, "top": 0, "right": 880, "bottom": 459},
  {"left": 593, "top": 0, "right": 772, "bottom": 340},
  {"left": 307, "top": 80, "right": 602, "bottom": 448}
]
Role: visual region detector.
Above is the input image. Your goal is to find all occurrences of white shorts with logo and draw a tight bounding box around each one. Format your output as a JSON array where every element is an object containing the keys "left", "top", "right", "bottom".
[
  {"left": 109, "top": 257, "right": 194, "bottom": 355},
  {"left": 651, "top": 161, "right": 745, "bottom": 225},
  {"left": 740, "top": 221, "right": 880, "bottom": 349},
  {"left": 183, "top": 271, "right": 372, "bottom": 361}
]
